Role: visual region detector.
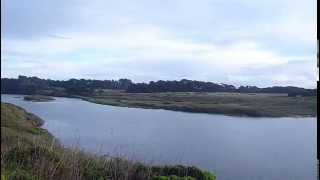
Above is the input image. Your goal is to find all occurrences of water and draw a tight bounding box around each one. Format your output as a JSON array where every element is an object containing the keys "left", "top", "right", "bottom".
[{"left": 1, "top": 94, "right": 317, "bottom": 180}]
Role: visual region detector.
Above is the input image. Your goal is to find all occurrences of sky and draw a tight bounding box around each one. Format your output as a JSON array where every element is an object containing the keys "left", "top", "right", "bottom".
[{"left": 1, "top": 0, "right": 318, "bottom": 88}]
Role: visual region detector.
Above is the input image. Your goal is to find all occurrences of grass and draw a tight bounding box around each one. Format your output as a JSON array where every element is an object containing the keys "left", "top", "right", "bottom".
[
  {"left": 79, "top": 91, "right": 317, "bottom": 117},
  {"left": 1, "top": 103, "right": 216, "bottom": 180}
]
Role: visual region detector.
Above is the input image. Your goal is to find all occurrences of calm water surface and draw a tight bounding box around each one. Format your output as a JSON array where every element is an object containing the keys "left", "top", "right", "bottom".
[{"left": 1, "top": 94, "right": 317, "bottom": 180}]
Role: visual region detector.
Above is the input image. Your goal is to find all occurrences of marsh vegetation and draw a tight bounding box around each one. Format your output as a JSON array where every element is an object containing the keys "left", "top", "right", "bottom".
[{"left": 81, "top": 91, "right": 316, "bottom": 117}]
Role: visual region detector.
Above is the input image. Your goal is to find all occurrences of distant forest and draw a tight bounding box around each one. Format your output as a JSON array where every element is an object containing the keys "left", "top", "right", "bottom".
[{"left": 1, "top": 75, "right": 316, "bottom": 97}]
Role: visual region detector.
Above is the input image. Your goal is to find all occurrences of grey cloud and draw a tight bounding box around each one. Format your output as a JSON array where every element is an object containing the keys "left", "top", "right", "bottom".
[
  {"left": 1, "top": 0, "right": 317, "bottom": 88},
  {"left": 1, "top": 0, "right": 80, "bottom": 39},
  {"left": 229, "top": 60, "right": 317, "bottom": 88}
]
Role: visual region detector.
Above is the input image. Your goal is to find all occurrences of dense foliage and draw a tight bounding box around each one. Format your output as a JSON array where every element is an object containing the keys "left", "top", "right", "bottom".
[
  {"left": 1, "top": 75, "right": 316, "bottom": 96},
  {"left": 1, "top": 76, "right": 133, "bottom": 96}
]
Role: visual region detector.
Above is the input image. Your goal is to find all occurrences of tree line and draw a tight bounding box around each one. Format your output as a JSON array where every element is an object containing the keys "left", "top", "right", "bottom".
[{"left": 1, "top": 75, "right": 316, "bottom": 97}]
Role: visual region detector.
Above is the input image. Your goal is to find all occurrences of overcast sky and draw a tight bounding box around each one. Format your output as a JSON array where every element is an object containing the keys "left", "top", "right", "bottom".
[{"left": 1, "top": 0, "right": 317, "bottom": 88}]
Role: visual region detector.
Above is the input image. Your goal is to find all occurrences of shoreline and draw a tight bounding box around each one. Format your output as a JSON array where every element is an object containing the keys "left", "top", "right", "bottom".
[
  {"left": 78, "top": 93, "right": 317, "bottom": 118},
  {"left": 1, "top": 102, "right": 216, "bottom": 179},
  {"left": 2, "top": 93, "right": 317, "bottom": 118},
  {"left": 23, "top": 95, "right": 55, "bottom": 102},
  {"left": 82, "top": 97, "right": 316, "bottom": 118}
]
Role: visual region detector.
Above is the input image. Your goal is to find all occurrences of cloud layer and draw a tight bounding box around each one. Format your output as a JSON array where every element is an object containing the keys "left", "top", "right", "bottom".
[{"left": 1, "top": 0, "right": 317, "bottom": 88}]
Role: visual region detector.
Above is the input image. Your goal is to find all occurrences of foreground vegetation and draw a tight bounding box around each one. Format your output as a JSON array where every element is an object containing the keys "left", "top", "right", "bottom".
[
  {"left": 81, "top": 91, "right": 316, "bottom": 117},
  {"left": 1, "top": 103, "right": 216, "bottom": 180}
]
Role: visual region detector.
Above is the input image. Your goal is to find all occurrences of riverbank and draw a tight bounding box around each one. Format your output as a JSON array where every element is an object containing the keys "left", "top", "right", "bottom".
[
  {"left": 78, "top": 91, "right": 317, "bottom": 117},
  {"left": 23, "top": 95, "right": 55, "bottom": 102},
  {"left": 1, "top": 102, "right": 216, "bottom": 180}
]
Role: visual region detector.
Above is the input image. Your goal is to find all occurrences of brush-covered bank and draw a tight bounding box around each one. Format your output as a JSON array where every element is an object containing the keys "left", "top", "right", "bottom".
[
  {"left": 79, "top": 91, "right": 317, "bottom": 117},
  {"left": 1, "top": 76, "right": 317, "bottom": 117},
  {"left": 1, "top": 103, "right": 216, "bottom": 180},
  {"left": 23, "top": 95, "right": 55, "bottom": 102}
]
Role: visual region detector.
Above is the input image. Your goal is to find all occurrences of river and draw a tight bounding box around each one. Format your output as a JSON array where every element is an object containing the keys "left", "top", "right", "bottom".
[{"left": 1, "top": 94, "right": 317, "bottom": 180}]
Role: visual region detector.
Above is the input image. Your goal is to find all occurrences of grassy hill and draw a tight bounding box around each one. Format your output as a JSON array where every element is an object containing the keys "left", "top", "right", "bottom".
[{"left": 1, "top": 103, "right": 216, "bottom": 180}]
